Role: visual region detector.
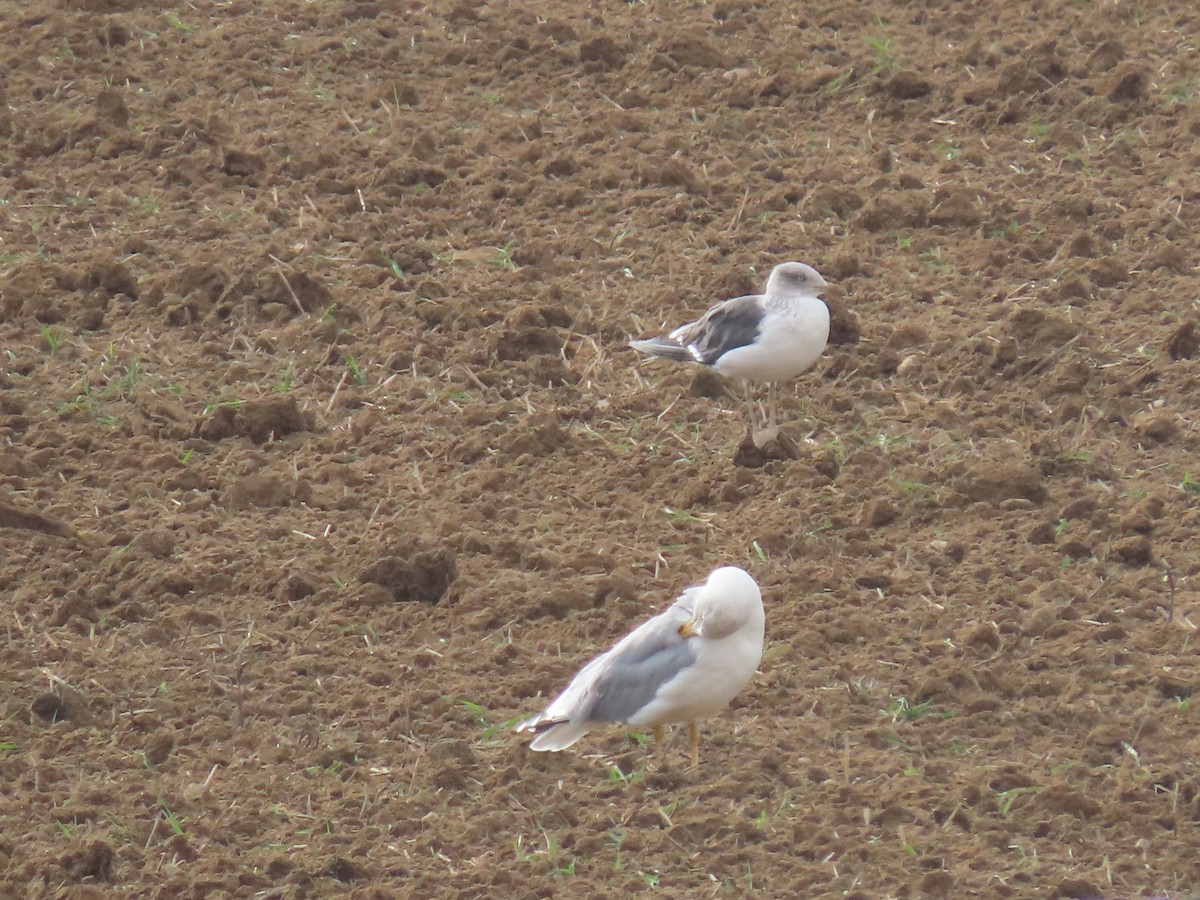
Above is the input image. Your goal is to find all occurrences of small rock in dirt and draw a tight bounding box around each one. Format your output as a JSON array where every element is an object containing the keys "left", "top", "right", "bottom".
[
  {"left": 1057, "top": 878, "right": 1104, "bottom": 900},
  {"left": 279, "top": 573, "right": 317, "bottom": 603},
  {"left": 237, "top": 396, "right": 312, "bottom": 444},
  {"left": 1166, "top": 320, "right": 1199, "bottom": 359},
  {"left": 198, "top": 396, "right": 312, "bottom": 444},
  {"left": 359, "top": 549, "right": 458, "bottom": 604},
  {"left": 134, "top": 528, "right": 175, "bottom": 559},
  {"left": 962, "top": 622, "right": 1000, "bottom": 651},
  {"left": 688, "top": 368, "right": 729, "bottom": 400},
  {"left": 1085, "top": 39, "right": 1125, "bottom": 74},
  {"left": 579, "top": 36, "right": 626, "bottom": 69},
  {"left": 1026, "top": 522, "right": 1056, "bottom": 545},
  {"left": 854, "top": 193, "right": 927, "bottom": 232},
  {"left": 855, "top": 573, "right": 892, "bottom": 590},
  {"left": 491, "top": 326, "right": 562, "bottom": 361},
  {"left": 63, "top": 840, "right": 117, "bottom": 882},
  {"left": 32, "top": 684, "right": 95, "bottom": 725},
  {"left": 49, "top": 591, "right": 96, "bottom": 628},
  {"left": 326, "top": 857, "right": 359, "bottom": 883},
  {"left": 808, "top": 184, "right": 864, "bottom": 219},
  {"left": 920, "top": 871, "right": 955, "bottom": 898},
  {"left": 927, "top": 189, "right": 982, "bottom": 227},
  {"left": 542, "top": 154, "right": 579, "bottom": 178},
  {"left": 882, "top": 69, "right": 931, "bottom": 100},
  {"left": 144, "top": 731, "right": 174, "bottom": 766},
  {"left": 0, "top": 452, "right": 30, "bottom": 475},
  {"left": 826, "top": 296, "right": 860, "bottom": 345},
  {"left": 1058, "top": 538, "right": 1092, "bottom": 559},
  {"left": 592, "top": 568, "right": 639, "bottom": 605},
  {"left": 861, "top": 499, "right": 899, "bottom": 528},
  {"left": 1086, "top": 257, "right": 1129, "bottom": 287},
  {"left": 224, "top": 473, "right": 311, "bottom": 510},
  {"left": 222, "top": 147, "right": 266, "bottom": 177},
  {"left": 1111, "top": 535, "right": 1152, "bottom": 567},
  {"left": 537, "top": 19, "right": 578, "bottom": 43},
  {"left": 0, "top": 501, "right": 74, "bottom": 537},
  {"left": 81, "top": 259, "right": 138, "bottom": 300},
  {"left": 1106, "top": 66, "right": 1147, "bottom": 103},
  {"left": 1118, "top": 511, "right": 1153, "bottom": 535},
  {"left": 1037, "top": 783, "right": 1100, "bottom": 819},
  {"left": 1133, "top": 412, "right": 1176, "bottom": 443},
  {"left": 959, "top": 461, "right": 1047, "bottom": 505},
  {"left": 95, "top": 88, "right": 129, "bottom": 128}
]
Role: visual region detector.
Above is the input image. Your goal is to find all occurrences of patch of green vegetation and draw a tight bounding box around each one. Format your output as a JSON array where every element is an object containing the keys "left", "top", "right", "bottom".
[
  {"left": 995, "top": 785, "right": 1040, "bottom": 816},
  {"left": 822, "top": 70, "right": 853, "bottom": 94},
  {"left": 1026, "top": 121, "right": 1051, "bottom": 139},
  {"left": 381, "top": 254, "right": 404, "bottom": 280},
  {"left": 492, "top": 241, "right": 518, "bottom": 271},
  {"left": 606, "top": 762, "right": 644, "bottom": 785},
  {"left": 344, "top": 354, "right": 366, "bottom": 386},
  {"left": 882, "top": 696, "right": 933, "bottom": 722},
  {"left": 455, "top": 698, "right": 524, "bottom": 742},
  {"left": 157, "top": 797, "right": 185, "bottom": 835},
  {"left": 923, "top": 246, "right": 949, "bottom": 273},
  {"left": 866, "top": 19, "right": 896, "bottom": 73},
  {"left": 39, "top": 325, "right": 66, "bottom": 354}
]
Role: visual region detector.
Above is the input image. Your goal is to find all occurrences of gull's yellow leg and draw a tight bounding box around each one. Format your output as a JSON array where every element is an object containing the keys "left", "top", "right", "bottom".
[{"left": 688, "top": 721, "right": 700, "bottom": 769}]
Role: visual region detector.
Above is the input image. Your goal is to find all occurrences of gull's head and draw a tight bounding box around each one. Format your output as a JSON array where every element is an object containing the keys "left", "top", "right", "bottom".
[
  {"left": 767, "top": 261, "right": 828, "bottom": 296},
  {"left": 679, "top": 566, "right": 763, "bottom": 640}
]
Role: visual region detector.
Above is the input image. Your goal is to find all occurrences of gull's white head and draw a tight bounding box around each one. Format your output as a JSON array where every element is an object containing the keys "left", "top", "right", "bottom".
[
  {"left": 685, "top": 565, "right": 764, "bottom": 640},
  {"left": 766, "top": 261, "right": 828, "bottom": 297}
]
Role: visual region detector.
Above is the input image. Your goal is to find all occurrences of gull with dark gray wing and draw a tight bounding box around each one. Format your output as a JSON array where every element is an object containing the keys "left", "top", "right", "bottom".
[{"left": 630, "top": 261, "right": 830, "bottom": 442}]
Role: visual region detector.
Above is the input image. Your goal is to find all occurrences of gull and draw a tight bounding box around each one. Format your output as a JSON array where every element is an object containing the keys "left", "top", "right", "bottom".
[
  {"left": 515, "top": 566, "right": 764, "bottom": 767},
  {"left": 630, "top": 261, "right": 830, "bottom": 442}
]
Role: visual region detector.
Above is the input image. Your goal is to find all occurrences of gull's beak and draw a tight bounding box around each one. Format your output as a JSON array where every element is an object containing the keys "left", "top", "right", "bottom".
[{"left": 677, "top": 620, "right": 699, "bottom": 639}]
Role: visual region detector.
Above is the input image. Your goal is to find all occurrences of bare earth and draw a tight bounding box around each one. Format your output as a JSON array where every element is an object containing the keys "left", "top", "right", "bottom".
[{"left": 3, "top": 0, "right": 1200, "bottom": 896}]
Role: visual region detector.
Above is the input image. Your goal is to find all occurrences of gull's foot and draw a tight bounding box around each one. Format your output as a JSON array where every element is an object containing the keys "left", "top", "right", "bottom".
[
  {"left": 732, "top": 427, "right": 800, "bottom": 468},
  {"left": 752, "top": 425, "right": 780, "bottom": 449}
]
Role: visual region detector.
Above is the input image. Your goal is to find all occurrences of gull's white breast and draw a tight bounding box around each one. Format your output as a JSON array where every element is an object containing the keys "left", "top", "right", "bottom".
[{"left": 711, "top": 297, "right": 829, "bottom": 383}]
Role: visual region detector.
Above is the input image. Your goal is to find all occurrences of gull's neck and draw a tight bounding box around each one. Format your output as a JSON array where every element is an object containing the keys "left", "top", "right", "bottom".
[{"left": 764, "top": 287, "right": 824, "bottom": 313}]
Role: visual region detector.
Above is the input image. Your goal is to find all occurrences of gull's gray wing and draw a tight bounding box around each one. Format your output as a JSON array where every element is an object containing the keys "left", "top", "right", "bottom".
[
  {"left": 668, "top": 294, "right": 766, "bottom": 366},
  {"left": 580, "top": 597, "right": 700, "bottom": 724}
]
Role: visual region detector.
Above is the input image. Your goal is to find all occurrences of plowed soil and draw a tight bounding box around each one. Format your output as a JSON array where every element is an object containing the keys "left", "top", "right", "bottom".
[{"left": 3, "top": 1, "right": 1200, "bottom": 897}]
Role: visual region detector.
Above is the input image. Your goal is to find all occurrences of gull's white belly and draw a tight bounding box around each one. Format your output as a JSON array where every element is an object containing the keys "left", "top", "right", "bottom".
[
  {"left": 628, "top": 630, "right": 762, "bottom": 726},
  {"left": 712, "top": 305, "right": 829, "bottom": 383}
]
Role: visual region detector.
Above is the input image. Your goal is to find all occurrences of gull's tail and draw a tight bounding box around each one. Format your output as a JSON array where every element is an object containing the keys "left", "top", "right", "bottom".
[
  {"left": 629, "top": 336, "right": 692, "bottom": 363},
  {"left": 515, "top": 715, "right": 593, "bottom": 751}
]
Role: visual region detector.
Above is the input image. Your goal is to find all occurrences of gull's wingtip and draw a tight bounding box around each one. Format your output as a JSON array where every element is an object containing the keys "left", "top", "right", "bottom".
[{"left": 629, "top": 337, "right": 692, "bottom": 362}]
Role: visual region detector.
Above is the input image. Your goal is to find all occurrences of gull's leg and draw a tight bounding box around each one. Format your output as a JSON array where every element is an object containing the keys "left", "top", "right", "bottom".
[
  {"left": 688, "top": 721, "right": 699, "bottom": 769},
  {"left": 742, "top": 381, "right": 757, "bottom": 431},
  {"left": 650, "top": 724, "right": 673, "bottom": 768},
  {"left": 751, "top": 383, "right": 781, "bottom": 448}
]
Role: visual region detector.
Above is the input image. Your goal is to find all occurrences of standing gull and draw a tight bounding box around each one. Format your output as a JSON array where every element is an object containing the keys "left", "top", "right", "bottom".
[
  {"left": 515, "top": 566, "right": 764, "bottom": 767},
  {"left": 630, "top": 261, "right": 830, "bottom": 442}
]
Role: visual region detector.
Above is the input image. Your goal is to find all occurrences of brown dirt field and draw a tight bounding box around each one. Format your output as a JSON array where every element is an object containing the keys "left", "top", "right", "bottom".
[{"left": 3, "top": 0, "right": 1200, "bottom": 896}]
